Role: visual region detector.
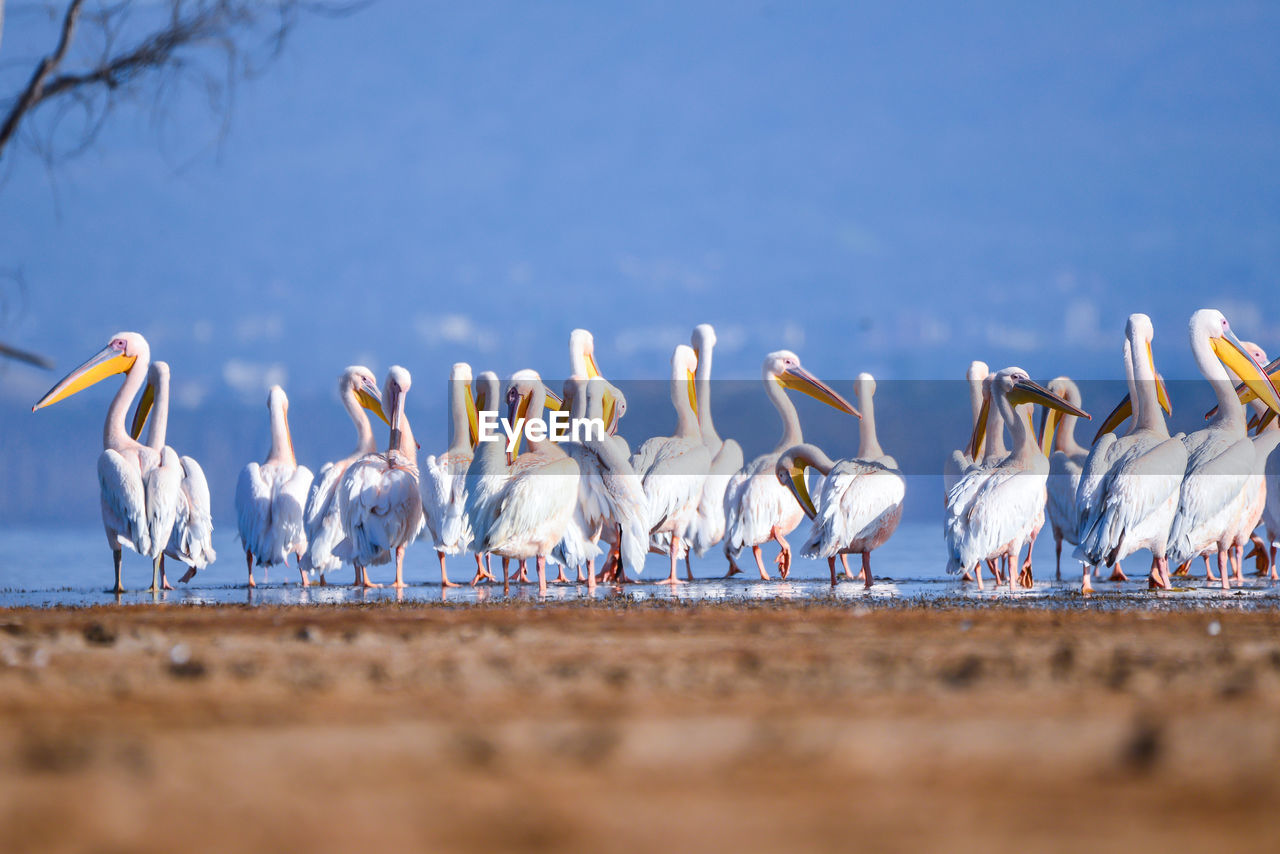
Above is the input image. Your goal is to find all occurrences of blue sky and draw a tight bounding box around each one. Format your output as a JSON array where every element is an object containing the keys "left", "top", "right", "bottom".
[{"left": 1, "top": 1, "right": 1278, "bottom": 521}]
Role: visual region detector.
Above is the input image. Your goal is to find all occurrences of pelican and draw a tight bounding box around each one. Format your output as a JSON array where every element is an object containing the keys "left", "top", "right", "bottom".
[
  {"left": 420, "top": 362, "right": 480, "bottom": 588},
  {"left": 1165, "top": 310, "right": 1280, "bottom": 589},
  {"left": 301, "top": 366, "right": 387, "bottom": 585},
  {"left": 235, "top": 386, "right": 314, "bottom": 587},
  {"left": 1073, "top": 314, "right": 1183, "bottom": 592},
  {"left": 337, "top": 366, "right": 424, "bottom": 588},
  {"left": 466, "top": 370, "right": 580, "bottom": 595},
  {"left": 1039, "top": 377, "right": 1088, "bottom": 581},
  {"left": 776, "top": 373, "right": 905, "bottom": 587},
  {"left": 32, "top": 332, "right": 180, "bottom": 593},
  {"left": 1260, "top": 404, "right": 1280, "bottom": 578},
  {"left": 1217, "top": 344, "right": 1280, "bottom": 583},
  {"left": 569, "top": 328, "right": 624, "bottom": 433},
  {"left": 631, "top": 345, "right": 712, "bottom": 584},
  {"left": 944, "top": 368, "right": 1090, "bottom": 587},
  {"left": 465, "top": 370, "right": 502, "bottom": 584},
  {"left": 550, "top": 376, "right": 607, "bottom": 584},
  {"left": 129, "top": 360, "right": 217, "bottom": 587},
  {"left": 685, "top": 324, "right": 745, "bottom": 574},
  {"left": 723, "top": 351, "right": 860, "bottom": 579},
  {"left": 944, "top": 360, "right": 991, "bottom": 495}
]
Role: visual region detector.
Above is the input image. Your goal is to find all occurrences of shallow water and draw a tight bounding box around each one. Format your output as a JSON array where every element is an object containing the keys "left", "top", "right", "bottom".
[{"left": 1, "top": 521, "right": 1277, "bottom": 609}]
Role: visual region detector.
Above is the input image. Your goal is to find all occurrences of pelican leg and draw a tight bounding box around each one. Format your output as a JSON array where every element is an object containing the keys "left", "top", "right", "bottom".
[
  {"left": 975, "top": 562, "right": 984, "bottom": 591},
  {"left": 245, "top": 549, "right": 256, "bottom": 589},
  {"left": 751, "top": 545, "right": 771, "bottom": 581},
  {"left": 296, "top": 553, "right": 309, "bottom": 588},
  {"left": 986, "top": 559, "right": 999, "bottom": 585},
  {"left": 862, "top": 552, "right": 873, "bottom": 590},
  {"left": 160, "top": 555, "right": 174, "bottom": 591},
  {"left": 1107, "top": 561, "right": 1128, "bottom": 583},
  {"left": 1021, "top": 528, "right": 1038, "bottom": 584},
  {"left": 661, "top": 537, "right": 686, "bottom": 585},
  {"left": 841, "top": 554, "right": 856, "bottom": 580},
  {"left": 1218, "top": 549, "right": 1231, "bottom": 591},
  {"left": 177, "top": 565, "right": 197, "bottom": 585},
  {"left": 470, "top": 553, "right": 492, "bottom": 586},
  {"left": 148, "top": 556, "right": 162, "bottom": 593},
  {"left": 724, "top": 549, "right": 744, "bottom": 578},
  {"left": 576, "top": 564, "right": 586, "bottom": 583},
  {"left": 685, "top": 551, "right": 695, "bottom": 582},
  {"left": 1271, "top": 543, "right": 1279, "bottom": 582},
  {"left": 1147, "top": 555, "right": 1167, "bottom": 590},
  {"left": 536, "top": 554, "right": 548, "bottom": 596},
  {"left": 110, "top": 549, "right": 124, "bottom": 594},
  {"left": 1204, "top": 554, "right": 1218, "bottom": 582},
  {"left": 355, "top": 563, "right": 382, "bottom": 589},
  {"left": 1055, "top": 534, "right": 1063, "bottom": 582},
  {"left": 502, "top": 557, "right": 511, "bottom": 592},
  {"left": 771, "top": 527, "right": 792, "bottom": 579},
  {"left": 437, "top": 550, "right": 459, "bottom": 588},
  {"left": 827, "top": 557, "right": 838, "bottom": 587},
  {"left": 1081, "top": 564, "right": 1093, "bottom": 595},
  {"left": 518, "top": 560, "right": 530, "bottom": 583},
  {"left": 1231, "top": 545, "right": 1243, "bottom": 583},
  {"left": 392, "top": 546, "right": 407, "bottom": 589},
  {"left": 586, "top": 558, "right": 596, "bottom": 592}
]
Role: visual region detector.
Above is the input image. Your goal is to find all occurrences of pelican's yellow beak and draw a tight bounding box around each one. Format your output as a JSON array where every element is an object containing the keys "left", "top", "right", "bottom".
[
  {"left": 687, "top": 367, "right": 698, "bottom": 414},
  {"left": 1007, "top": 378, "right": 1090, "bottom": 422},
  {"left": 1222, "top": 356, "right": 1280, "bottom": 413},
  {"left": 1037, "top": 406, "right": 1062, "bottom": 457},
  {"left": 778, "top": 365, "right": 860, "bottom": 418},
  {"left": 1210, "top": 330, "right": 1280, "bottom": 415},
  {"left": 1147, "top": 345, "right": 1172, "bottom": 415},
  {"left": 541, "top": 386, "right": 564, "bottom": 413},
  {"left": 585, "top": 353, "right": 602, "bottom": 379},
  {"left": 356, "top": 385, "right": 389, "bottom": 426},
  {"left": 32, "top": 345, "right": 136, "bottom": 412},
  {"left": 507, "top": 391, "right": 533, "bottom": 464},
  {"left": 1092, "top": 394, "right": 1132, "bottom": 445},
  {"left": 1258, "top": 410, "right": 1277, "bottom": 433},
  {"left": 129, "top": 380, "right": 156, "bottom": 440},
  {"left": 967, "top": 396, "right": 990, "bottom": 460},
  {"left": 778, "top": 458, "right": 818, "bottom": 520},
  {"left": 465, "top": 383, "right": 479, "bottom": 447}
]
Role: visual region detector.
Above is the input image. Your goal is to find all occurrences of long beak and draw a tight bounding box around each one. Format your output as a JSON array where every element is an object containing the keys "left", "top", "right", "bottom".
[
  {"left": 586, "top": 353, "right": 602, "bottom": 379},
  {"left": 687, "top": 367, "right": 698, "bottom": 414},
  {"left": 1155, "top": 371, "right": 1172, "bottom": 415},
  {"left": 778, "top": 459, "right": 818, "bottom": 520},
  {"left": 32, "top": 345, "right": 136, "bottom": 412},
  {"left": 356, "top": 386, "right": 390, "bottom": 426},
  {"left": 1211, "top": 355, "right": 1280, "bottom": 416},
  {"left": 387, "top": 386, "right": 406, "bottom": 453},
  {"left": 1210, "top": 330, "right": 1280, "bottom": 415},
  {"left": 1037, "top": 406, "right": 1062, "bottom": 457},
  {"left": 1258, "top": 409, "right": 1277, "bottom": 433},
  {"left": 506, "top": 392, "right": 532, "bottom": 464},
  {"left": 130, "top": 379, "right": 156, "bottom": 440},
  {"left": 541, "top": 385, "right": 564, "bottom": 412},
  {"left": 465, "top": 383, "right": 479, "bottom": 447},
  {"left": 1092, "top": 394, "right": 1132, "bottom": 445},
  {"left": 779, "top": 365, "right": 860, "bottom": 418},
  {"left": 966, "top": 397, "right": 990, "bottom": 460},
  {"left": 1007, "top": 378, "right": 1090, "bottom": 420},
  {"left": 602, "top": 389, "right": 617, "bottom": 434}
]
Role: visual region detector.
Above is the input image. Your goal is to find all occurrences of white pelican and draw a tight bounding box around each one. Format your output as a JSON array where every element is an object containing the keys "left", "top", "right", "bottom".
[
  {"left": 944, "top": 360, "right": 990, "bottom": 495},
  {"left": 466, "top": 370, "right": 502, "bottom": 584},
  {"left": 129, "top": 360, "right": 217, "bottom": 587},
  {"left": 1039, "top": 377, "right": 1088, "bottom": 581},
  {"left": 32, "top": 332, "right": 180, "bottom": 593},
  {"left": 550, "top": 376, "right": 606, "bottom": 583},
  {"left": 1165, "top": 310, "right": 1280, "bottom": 589},
  {"left": 420, "top": 362, "right": 480, "bottom": 588},
  {"left": 944, "top": 368, "right": 1090, "bottom": 587},
  {"left": 1073, "top": 314, "right": 1182, "bottom": 592},
  {"left": 1260, "top": 404, "right": 1280, "bottom": 578},
  {"left": 685, "top": 324, "right": 745, "bottom": 573},
  {"left": 466, "top": 370, "right": 580, "bottom": 595},
  {"left": 722, "top": 351, "right": 859, "bottom": 579},
  {"left": 337, "top": 366, "right": 424, "bottom": 588},
  {"left": 776, "top": 373, "right": 905, "bottom": 587},
  {"left": 300, "top": 366, "right": 387, "bottom": 584},
  {"left": 556, "top": 376, "right": 648, "bottom": 589},
  {"left": 631, "top": 345, "right": 712, "bottom": 584},
  {"left": 235, "top": 385, "right": 314, "bottom": 587}
]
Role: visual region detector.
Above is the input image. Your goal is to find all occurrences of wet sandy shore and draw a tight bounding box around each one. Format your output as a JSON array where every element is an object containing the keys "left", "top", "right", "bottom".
[{"left": 1, "top": 601, "right": 1278, "bottom": 852}]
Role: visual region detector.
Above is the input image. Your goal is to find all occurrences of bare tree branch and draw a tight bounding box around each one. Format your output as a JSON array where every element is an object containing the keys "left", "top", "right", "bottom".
[
  {"left": 0, "top": 0, "right": 85, "bottom": 156},
  {"left": 0, "top": 1, "right": 370, "bottom": 165}
]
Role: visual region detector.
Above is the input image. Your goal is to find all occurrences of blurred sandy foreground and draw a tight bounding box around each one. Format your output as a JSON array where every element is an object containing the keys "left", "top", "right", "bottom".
[{"left": 1, "top": 601, "right": 1278, "bottom": 853}]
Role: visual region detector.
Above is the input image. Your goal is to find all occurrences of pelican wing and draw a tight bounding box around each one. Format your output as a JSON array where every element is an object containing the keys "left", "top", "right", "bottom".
[
  {"left": 688, "top": 439, "right": 744, "bottom": 556},
  {"left": 340, "top": 459, "right": 423, "bottom": 567},
  {"left": 1167, "top": 437, "right": 1256, "bottom": 566},
  {"left": 1045, "top": 450, "right": 1085, "bottom": 547},
  {"left": 483, "top": 457, "right": 580, "bottom": 555},
  {"left": 421, "top": 451, "right": 473, "bottom": 553},
  {"left": 807, "top": 459, "right": 905, "bottom": 558},
  {"left": 98, "top": 449, "right": 150, "bottom": 556},
  {"left": 724, "top": 455, "right": 796, "bottom": 552},
  {"left": 638, "top": 438, "right": 711, "bottom": 535},
  {"left": 1075, "top": 436, "right": 1185, "bottom": 566},
  {"left": 168, "top": 454, "right": 216, "bottom": 569},
  {"left": 946, "top": 465, "right": 1047, "bottom": 573},
  {"left": 303, "top": 460, "right": 350, "bottom": 574},
  {"left": 235, "top": 462, "right": 271, "bottom": 558}
]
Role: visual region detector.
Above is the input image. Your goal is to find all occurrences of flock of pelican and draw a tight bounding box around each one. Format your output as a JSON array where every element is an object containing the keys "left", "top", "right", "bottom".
[
  {"left": 944, "top": 309, "right": 1280, "bottom": 593},
  {"left": 28, "top": 307, "right": 1280, "bottom": 596}
]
